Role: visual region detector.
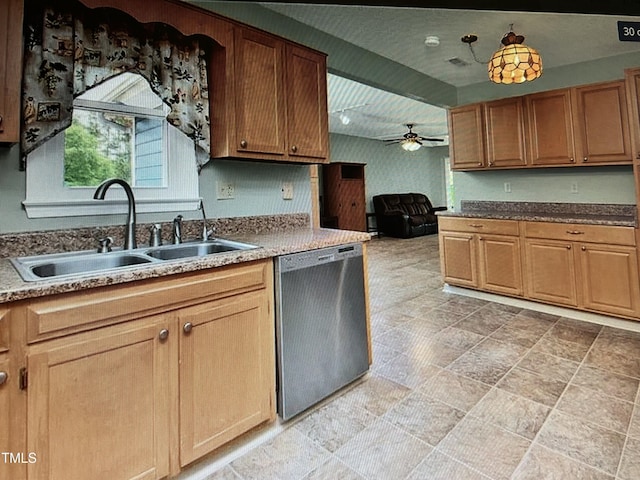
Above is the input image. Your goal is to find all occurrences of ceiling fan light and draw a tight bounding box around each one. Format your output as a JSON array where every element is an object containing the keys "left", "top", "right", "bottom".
[
  {"left": 488, "top": 31, "right": 542, "bottom": 85},
  {"left": 401, "top": 139, "right": 421, "bottom": 151},
  {"left": 339, "top": 113, "right": 350, "bottom": 125}
]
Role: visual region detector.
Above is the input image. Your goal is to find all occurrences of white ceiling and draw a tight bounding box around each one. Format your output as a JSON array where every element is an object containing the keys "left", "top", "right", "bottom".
[{"left": 258, "top": 2, "right": 640, "bottom": 145}]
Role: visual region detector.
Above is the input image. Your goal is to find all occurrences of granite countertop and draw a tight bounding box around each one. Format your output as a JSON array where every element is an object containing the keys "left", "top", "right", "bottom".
[
  {"left": 0, "top": 227, "right": 371, "bottom": 304},
  {"left": 437, "top": 201, "right": 637, "bottom": 227}
]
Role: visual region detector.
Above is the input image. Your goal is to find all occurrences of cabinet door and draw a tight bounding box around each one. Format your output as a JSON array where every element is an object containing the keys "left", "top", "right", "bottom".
[
  {"left": 27, "top": 317, "right": 171, "bottom": 480},
  {"left": 439, "top": 232, "right": 478, "bottom": 287},
  {"left": 524, "top": 238, "right": 578, "bottom": 306},
  {"left": 448, "top": 104, "right": 485, "bottom": 170},
  {"left": 234, "top": 28, "right": 286, "bottom": 156},
  {"left": 336, "top": 179, "right": 366, "bottom": 231},
  {"left": 478, "top": 234, "right": 523, "bottom": 296},
  {"left": 579, "top": 243, "right": 640, "bottom": 317},
  {"left": 527, "top": 89, "right": 576, "bottom": 165},
  {"left": 0, "top": 0, "right": 23, "bottom": 143},
  {"left": 573, "top": 81, "right": 632, "bottom": 165},
  {"left": 178, "top": 292, "right": 275, "bottom": 466},
  {"left": 484, "top": 97, "right": 527, "bottom": 168},
  {"left": 0, "top": 355, "right": 10, "bottom": 460},
  {"left": 285, "top": 44, "right": 329, "bottom": 161}
]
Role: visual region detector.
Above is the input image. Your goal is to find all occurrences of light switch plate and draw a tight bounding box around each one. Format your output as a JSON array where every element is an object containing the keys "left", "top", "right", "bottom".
[
  {"left": 217, "top": 182, "right": 235, "bottom": 199},
  {"left": 282, "top": 182, "right": 294, "bottom": 200}
]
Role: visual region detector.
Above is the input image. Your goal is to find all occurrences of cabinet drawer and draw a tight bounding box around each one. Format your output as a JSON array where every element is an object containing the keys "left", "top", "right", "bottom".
[
  {"left": 523, "top": 221, "right": 636, "bottom": 246},
  {"left": 25, "top": 260, "right": 269, "bottom": 343},
  {"left": 439, "top": 217, "right": 519, "bottom": 236}
]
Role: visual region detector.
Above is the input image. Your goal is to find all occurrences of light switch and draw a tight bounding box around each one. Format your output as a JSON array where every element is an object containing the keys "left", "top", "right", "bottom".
[
  {"left": 217, "top": 182, "right": 235, "bottom": 199},
  {"left": 282, "top": 182, "right": 294, "bottom": 200}
]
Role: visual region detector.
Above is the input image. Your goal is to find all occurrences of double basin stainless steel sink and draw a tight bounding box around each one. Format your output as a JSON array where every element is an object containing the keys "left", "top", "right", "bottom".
[{"left": 11, "top": 238, "right": 260, "bottom": 282}]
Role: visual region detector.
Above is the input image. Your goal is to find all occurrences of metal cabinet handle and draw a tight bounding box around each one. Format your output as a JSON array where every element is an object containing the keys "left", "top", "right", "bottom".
[
  {"left": 291, "top": 145, "right": 298, "bottom": 153},
  {"left": 240, "top": 140, "right": 247, "bottom": 149},
  {"left": 566, "top": 230, "right": 584, "bottom": 235},
  {"left": 0, "top": 371, "right": 7, "bottom": 386},
  {"left": 183, "top": 322, "right": 193, "bottom": 334},
  {"left": 469, "top": 224, "right": 484, "bottom": 228},
  {"left": 159, "top": 329, "right": 169, "bottom": 341}
]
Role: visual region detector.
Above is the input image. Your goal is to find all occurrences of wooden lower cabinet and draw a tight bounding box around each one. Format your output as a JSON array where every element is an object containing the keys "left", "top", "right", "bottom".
[
  {"left": 579, "top": 243, "right": 640, "bottom": 317},
  {"left": 439, "top": 218, "right": 523, "bottom": 296},
  {"left": 26, "top": 316, "right": 171, "bottom": 480},
  {"left": 178, "top": 292, "right": 275, "bottom": 466},
  {"left": 5, "top": 260, "right": 275, "bottom": 480},
  {"left": 478, "top": 235, "right": 523, "bottom": 296},
  {"left": 524, "top": 238, "right": 578, "bottom": 306}
]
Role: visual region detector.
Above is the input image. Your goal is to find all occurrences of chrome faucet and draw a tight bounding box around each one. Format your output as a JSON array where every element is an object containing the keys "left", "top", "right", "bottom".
[
  {"left": 172, "top": 215, "right": 183, "bottom": 244},
  {"left": 198, "top": 198, "right": 214, "bottom": 241},
  {"left": 93, "top": 178, "right": 137, "bottom": 250}
]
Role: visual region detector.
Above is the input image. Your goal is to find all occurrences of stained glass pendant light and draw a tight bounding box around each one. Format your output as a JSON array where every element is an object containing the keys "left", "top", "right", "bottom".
[{"left": 488, "top": 29, "right": 542, "bottom": 84}]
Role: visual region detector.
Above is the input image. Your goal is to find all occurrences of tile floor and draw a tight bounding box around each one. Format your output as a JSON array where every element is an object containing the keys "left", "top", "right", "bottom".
[{"left": 204, "top": 235, "right": 640, "bottom": 479}]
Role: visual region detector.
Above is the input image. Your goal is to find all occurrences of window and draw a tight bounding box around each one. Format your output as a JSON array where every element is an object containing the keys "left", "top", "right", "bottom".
[{"left": 24, "top": 73, "right": 200, "bottom": 218}]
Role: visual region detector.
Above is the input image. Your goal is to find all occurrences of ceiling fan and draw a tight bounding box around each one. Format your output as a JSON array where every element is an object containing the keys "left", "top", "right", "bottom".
[{"left": 382, "top": 124, "right": 445, "bottom": 151}]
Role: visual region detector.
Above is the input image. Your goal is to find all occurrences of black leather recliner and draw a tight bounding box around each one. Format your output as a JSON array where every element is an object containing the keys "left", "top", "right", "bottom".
[{"left": 373, "top": 193, "right": 447, "bottom": 238}]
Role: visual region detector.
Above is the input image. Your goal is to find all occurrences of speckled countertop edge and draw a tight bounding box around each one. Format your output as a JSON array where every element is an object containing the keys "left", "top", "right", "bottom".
[
  {"left": 437, "top": 210, "right": 637, "bottom": 227},
  {"left": 0, "top": 228, "right": 371, "bottom": 304}
]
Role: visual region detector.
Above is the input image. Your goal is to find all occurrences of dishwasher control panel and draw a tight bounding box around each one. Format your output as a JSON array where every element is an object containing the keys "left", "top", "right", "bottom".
[{"left": 276, "top": 243, "right": 363, "bottom": 273}]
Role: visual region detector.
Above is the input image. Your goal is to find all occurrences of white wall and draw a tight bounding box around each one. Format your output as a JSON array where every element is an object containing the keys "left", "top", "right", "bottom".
[{"left": 451, "top": 166, "right": 636, "bottom": 211}]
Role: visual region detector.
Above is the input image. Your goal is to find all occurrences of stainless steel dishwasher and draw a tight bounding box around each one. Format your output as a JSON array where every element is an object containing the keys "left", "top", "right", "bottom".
[{"left": 274, "top": 243, "right": 369, "bottom": 420}]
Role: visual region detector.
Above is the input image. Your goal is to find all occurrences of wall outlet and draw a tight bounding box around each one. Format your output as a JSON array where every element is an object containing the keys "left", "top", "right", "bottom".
[
  {"left": 217, "top": 182, "right": 235, "bottom": 199},
  {"left": 504, "top": 182, "right": 511, "bottom": 193},
  {"left": 282, "top": 182, "right": 294, "bottom": 200},
  {"left": 571, "top": 182, "right": 579, "bottom": 194}
]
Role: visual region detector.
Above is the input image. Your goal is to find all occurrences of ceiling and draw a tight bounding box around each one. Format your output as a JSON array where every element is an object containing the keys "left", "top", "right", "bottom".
[{"left": 257, "top": 2, "right": 640, "bottom": 145}]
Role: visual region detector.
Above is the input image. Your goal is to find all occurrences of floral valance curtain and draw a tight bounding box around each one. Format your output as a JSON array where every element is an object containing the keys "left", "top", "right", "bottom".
[{"left": 21, "top": 0, "right": 212, "bottom": 170}]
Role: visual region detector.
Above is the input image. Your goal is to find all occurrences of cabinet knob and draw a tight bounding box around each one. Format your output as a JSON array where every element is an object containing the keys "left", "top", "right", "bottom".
[
  {"left": 477, "top": 162, "right": 482, "bottom": 166},
  {"left": 183, "top": 322, "right": 193, "bottom": 334},
  {"left": 0, "top": 115, "right": 3, "bottom": 126},
  {"left": 570, "top": 157, "right": 575, "bottom": 163},
  {"left": 489, "top": 161, "right": 495, "bottom": 167},
  {"left": 240, "top": 140, "right": 247, "bottom": 149},
  {"left": 583, "top": 157, "right": 588, "bottom": 162},
  {"left": 566, "top": 245, "right": 572, "bottom": 250},
  {"left": 0, "top": 371, "right": 7, "bottom": 386},
  {"left": 159, "top": 329, "right": 169, "bottom": 341},
  {"left": 291, "top": 145, "right": 298, "bottom": 153},
  {"left": 478, "top": 236, "right": 484, "bottom": 241}
]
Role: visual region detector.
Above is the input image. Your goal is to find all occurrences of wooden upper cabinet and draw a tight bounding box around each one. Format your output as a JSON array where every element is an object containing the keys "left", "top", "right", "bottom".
[
  {"left": 285, "top": 44, "right": 329, "bottom": 160},
  {"left": 233, "top": 28, "right": 287, "bottom": 157},
  {"left": 213, "top": 26, "right": 329, "bottom": 163},
  {"left": 526, "top": 89, "right": 576, "bottom": 166},
  {"left": 0, "top": 0, "right": 23, "bottom": 144},
  {"left": 449, "top": 104, "right": 485, "bottom": 170},
  {"left": 484, "top": 97, "right": 527, "bottom": 168},
  {"left": 572, "top": 81, "right": 632, "bottom": 165}
]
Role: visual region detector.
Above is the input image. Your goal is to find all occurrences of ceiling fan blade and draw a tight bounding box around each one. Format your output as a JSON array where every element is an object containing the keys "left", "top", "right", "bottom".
[
  {"left": 382, "top": 139, "right": 402, "bottom": 143},
  {"left": 419, "top": 137, "right": 445, "bottom": 142}
]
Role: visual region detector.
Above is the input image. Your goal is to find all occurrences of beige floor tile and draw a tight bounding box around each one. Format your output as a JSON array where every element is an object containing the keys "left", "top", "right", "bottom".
[
  {"left": 531, "top": 335, "right": 592, "bottom": 363},
  {"left": 375, "top": 352, "right": 441, "bottom": 388},
  {"left": 420, "top": 369, "right": 491, "bottom": 412},
  {"left": 407, "top": 450, "right": 491, "bottom": 480},
  {"left": 447, "top": 338, "right": 527, "bottom": 385},
  {"left": 572, "top": 364, "right": 639, "bottom": 403},
  {"left": 618, "top": 436, "right": 640, "bottom": 480},
  {"left": 585, "top": 328, "right": 640, "bottom": 378},
  {"left": 294, "top": 397, "right": 377, "bottom": 453},
  {"left": 454, "top": 305, "right": 516, "bottom": 336},
  {"left": 512, "top": 444, "right": 614, "bottom": 480},
  {"left": 203, "top": 466, "right": 242, "bottom": 480},
  {"left": 470, "top": 387, "right": 550, "bottom": 439},
  {"left": 516, "top": 349, "right": 579, "bottom": 383},
  {"left": 334, "top": 419, "right": 432, "bottom": 480},
  {"left": 230, "top": 428, "right": 330, "bottom": 480},
  {"left": 555, "top": 385, "right": 633, "bottom": 433},
  {"left": 536, "top": 410, "right": 625, "bottom": 475},
  {"left": 497, "top": 367, "right": 567, "bottom": 407},
  {"left": 627, "top": 406, "right": 640, "bottom": 438},
  {"left": 437, "top": 416, "right": 531, "bottom": 479},
  {"left": 338, "top": 374, "right": 410, "bottom": 416},
  {"left": 383, "top": 391, "right": 465, "bottom": 446},
  {"left": 301, "top": 458, "right": 365, "bottom": 480}
]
